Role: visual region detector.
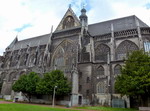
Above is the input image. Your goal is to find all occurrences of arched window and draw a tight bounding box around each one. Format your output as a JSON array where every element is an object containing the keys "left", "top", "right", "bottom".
[
  {"left": 63, "top": 16, "right": 75, "bottom": 29},
  {"left": 114, "top": 65, "right": 121, "bottom": 75},
  {"left": 97, "top": 66, "right": 104, "bottom": 75},
  {"left": 97, "top": 81, "right": 106, "bottom": 93},
  {"left": 52, "top": 40, "right": 76, "bottom": 71},
  {"left": 116, "top": 40, "right": 139, "bottom": 60},
  {"left": 95, "top": 44, "right": 110, "bottom": 62},
  {"left": 53, "top": 47, "right": 65, "bottom": 69}
]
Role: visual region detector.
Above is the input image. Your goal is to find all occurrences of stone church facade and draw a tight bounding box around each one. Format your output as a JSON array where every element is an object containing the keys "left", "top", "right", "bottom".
[{"left": 0, "top": 7, "right": 150, "bottom": 107}]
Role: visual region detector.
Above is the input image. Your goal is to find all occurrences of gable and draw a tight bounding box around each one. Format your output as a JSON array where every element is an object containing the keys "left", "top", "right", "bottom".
[{"left": 55, "top": 7, "right": 81, "bottom": 31}]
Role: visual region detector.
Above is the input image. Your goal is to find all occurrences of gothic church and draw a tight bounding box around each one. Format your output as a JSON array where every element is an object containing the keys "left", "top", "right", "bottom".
[{"left": 0, "top": 7, "right": 150, "bottom": 107}]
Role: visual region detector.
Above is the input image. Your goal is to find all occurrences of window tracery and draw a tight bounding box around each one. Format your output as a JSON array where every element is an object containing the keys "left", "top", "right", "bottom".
[
  {"left": 97, "top": 81, "right": 106, "bottom": 93},
  {"left": 63, "top": 16, "right": 75, "bottom": 29},
  {"left": 116, "top": 40, "right": 139, "bottom": 60},
  {"left": 95, "top": 44, "right": 110, "bottom": 62},
  {"left": 114, "top": 65, "right": 121, "bottom": 75},
  {"left": 52, "top": 40, "right": 76, "bottom": 71},
  {"left": 96, "top": 66, "right": 104, "bottom": 75}
]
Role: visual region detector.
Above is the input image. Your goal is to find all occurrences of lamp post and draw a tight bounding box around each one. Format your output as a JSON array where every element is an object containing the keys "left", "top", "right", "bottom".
[{"left": 52, "top": 86, "right": 57, "bottom": 107}]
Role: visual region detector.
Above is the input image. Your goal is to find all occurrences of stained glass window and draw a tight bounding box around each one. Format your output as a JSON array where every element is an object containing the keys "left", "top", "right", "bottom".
[
  {"left": 116, "top": 40, "right": 139, "bottom": 60},
  {"left": 95, "top": 44, "right": 110, "bottom": 62}
]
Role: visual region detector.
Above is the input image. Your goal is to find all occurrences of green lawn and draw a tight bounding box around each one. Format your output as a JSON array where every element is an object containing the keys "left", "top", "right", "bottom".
[
  {"left": 0, "top": 103, "right": 139, "bottom": 111},
  {"left": 0, "top": 104, "right": 77, "bottom": 111},
  {"left": 76, "top": 106, "right": 138, "bottom": 111}
]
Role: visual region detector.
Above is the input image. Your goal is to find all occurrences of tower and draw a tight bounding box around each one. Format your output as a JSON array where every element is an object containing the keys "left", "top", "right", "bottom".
[{"left": 79, "top": 8, "right": 88, "bottom": 32}]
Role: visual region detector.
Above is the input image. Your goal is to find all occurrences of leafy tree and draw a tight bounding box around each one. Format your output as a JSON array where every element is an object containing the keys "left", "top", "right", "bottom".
[
  {"left": 12, "top": 72, "right": 40, "bottom": 102},
  {"left": 115, "top": 50, "right": 150, "bottom": 106},
  {"left": 36, "top": 70, "right": 71, "bottom": 98}
]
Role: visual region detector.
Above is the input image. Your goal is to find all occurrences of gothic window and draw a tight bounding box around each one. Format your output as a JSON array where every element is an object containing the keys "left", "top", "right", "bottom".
[
  {"left": 97, "top": 66, "right": 104, "bottom": 76},
  {"left": 97, "top": 81, "right": 106, "bottom": 93},
  {"left": 116, "top": 40, "right": 139, "bottom": 60},
  {"left": 114, "top": 65, "right": 121, "bottom": 75},
  {"left": 53, "top": 47, "right": 65, "bottom": 69},
  {"left": 52, "top": 40, "right": 76, "bottom": 71},
  {"left": 95, "top": 44, "right": 110, "bottom": 62},
  {"left": 63, "top": 16, "right": 75, "bottom": 29}
]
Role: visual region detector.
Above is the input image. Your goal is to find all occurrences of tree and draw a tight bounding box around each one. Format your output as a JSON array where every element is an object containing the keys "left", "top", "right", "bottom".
[
  {"left": 36, "top": 70, "right": 71, "bottom": 98},
  {"left": 12, "top": 72, "right": 40, "bottom": 102},
  {"left": 115, "top": 50, "right": 150, "bottom": 106}
]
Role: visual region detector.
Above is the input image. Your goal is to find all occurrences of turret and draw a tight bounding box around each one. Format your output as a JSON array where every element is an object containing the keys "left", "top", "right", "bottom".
[{"left": 79, "top": 8, "right": 88, "bottom": 31}]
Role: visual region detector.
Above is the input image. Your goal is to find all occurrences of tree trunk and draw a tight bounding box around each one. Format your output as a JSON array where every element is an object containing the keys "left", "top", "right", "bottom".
[{"left": 28, "top": 94, "right": 31, "bottom": 103}]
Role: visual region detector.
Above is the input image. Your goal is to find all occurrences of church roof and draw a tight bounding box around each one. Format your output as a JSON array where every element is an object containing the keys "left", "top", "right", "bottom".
[
  {"left": 88, "top": 15, "right": 149, "bottom": 36},
  {"left": 6, "top": 34, "right": 50, "bottom": 51},
  {"left": 6, "top": 15, "right": 149, "bottom": 51}
]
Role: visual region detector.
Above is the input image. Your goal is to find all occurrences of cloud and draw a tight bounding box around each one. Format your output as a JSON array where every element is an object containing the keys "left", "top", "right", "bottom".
[{"left": 0, "top": 0, "right": 150, "bottom": 55}]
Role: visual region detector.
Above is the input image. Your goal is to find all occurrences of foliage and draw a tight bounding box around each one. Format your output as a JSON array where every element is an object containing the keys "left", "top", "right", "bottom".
[
  {"left": 12, "top": 72, "right": 40, "bottom": 102},
  {"left": 36, "top": 70, "right": 71, "bottom": 97},
  {"left": 115, "top": 50, "right": 150, "bottom": 106},
  {"left": 0, "top": 104, "right": 78, "bottom": 111}
]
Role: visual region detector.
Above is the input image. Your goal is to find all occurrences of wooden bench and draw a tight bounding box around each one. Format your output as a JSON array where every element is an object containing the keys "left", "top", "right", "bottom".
[{"left": 139, "top": 107, "right": 150, "bottom": 111}]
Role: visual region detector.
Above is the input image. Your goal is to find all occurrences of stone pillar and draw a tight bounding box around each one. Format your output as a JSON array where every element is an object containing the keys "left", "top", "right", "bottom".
[
  {"left": 90, "top": 37, "right": 95, "bottom": 62},
  {"left": 110, "top": 23, "right": 115, "bottom": 61},
  {"left": 71, "top": 68, "right": 79, "bottom": 106},
  {"left": 136, "top": 18, "right": 144, "bottom": 49},
  {"left": 1, "top": 78, "right": 7, "bottom": 96}
]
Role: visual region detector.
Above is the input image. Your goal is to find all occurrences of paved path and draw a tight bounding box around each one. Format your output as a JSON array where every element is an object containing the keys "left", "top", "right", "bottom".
[{"left": 0, "top": 100, "right": 98, "bottom": 111}]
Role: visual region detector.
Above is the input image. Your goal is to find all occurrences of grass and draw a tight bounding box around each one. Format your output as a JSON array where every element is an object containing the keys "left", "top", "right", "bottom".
[
  {"left": 0, "top": 102, "right": 139, "bottom": 111},
  {"left": 76, "top": 106, "right": 138, "bottom": 111},
  {"left": 0, "top": 104, "right": 78, "bottom": 111}
]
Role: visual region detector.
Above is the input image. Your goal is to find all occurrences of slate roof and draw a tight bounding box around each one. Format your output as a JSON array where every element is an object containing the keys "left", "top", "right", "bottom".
[
  {"left": 88, "top": 15, "right": 149, "bottom": 36},
  {"left": 6, "top": 15, "right": 149, "bottom": 51},
  {"left": 6, "top": 34, "right": 50, "bottom": 51}
]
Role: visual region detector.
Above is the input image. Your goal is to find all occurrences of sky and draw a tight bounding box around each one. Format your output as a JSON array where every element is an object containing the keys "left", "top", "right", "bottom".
[{"left": 0, "top": 0, "right": 150, "bottom": 55}]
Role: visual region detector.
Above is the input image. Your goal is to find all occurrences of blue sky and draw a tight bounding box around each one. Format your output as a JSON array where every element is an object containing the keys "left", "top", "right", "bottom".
[
  {"left": 15, "top": 24, "right": 32, "bottom": 32},
  {"left": 0, "top": 0, "right": 150, "bottom": 55}
]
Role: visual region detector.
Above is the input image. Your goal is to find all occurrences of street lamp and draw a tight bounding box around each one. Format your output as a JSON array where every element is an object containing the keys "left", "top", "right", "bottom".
[{"left": 52, "top": 86, "right": 57, "bottom": 107}]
